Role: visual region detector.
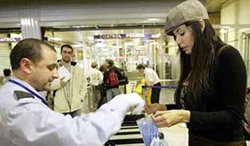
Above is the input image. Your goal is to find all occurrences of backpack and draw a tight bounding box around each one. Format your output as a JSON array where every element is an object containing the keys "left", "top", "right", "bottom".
[
  {"left": 118, "top": 72, "right": 129, "bottom": 85},
  {"left": 106, "top": 70, "right": 119, "bottom": 87}
]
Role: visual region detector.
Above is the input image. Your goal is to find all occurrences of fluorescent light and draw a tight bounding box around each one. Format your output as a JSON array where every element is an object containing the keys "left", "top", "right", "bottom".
[
  {"left": 95, "top": 43, "right": 106, "bottom": 48},
  {"left": 146, "top": 18, "right": 160, "bottom": 22},
  {"left": 72, "top": 43, "right": 83, "bottom": 48},
  {"left": 141, "top": 18, "right": 161, "bottom": 23},
  {"left": 152, "top": 33, "right": 161, "bottom": 38},
  {"left": 49, "top": 37, "right": 62, "bottom": 41},
  {"left": 220, "top": 29, "right": 228, "bottom": 34},
  {"left": 87, "top": 36, "right": 94, "bottom": 40}
]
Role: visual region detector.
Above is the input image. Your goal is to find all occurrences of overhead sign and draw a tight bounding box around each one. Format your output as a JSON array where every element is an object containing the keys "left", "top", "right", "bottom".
[
  {"left": 94, "top": 33, "right": 153, "bottom": 39},
  {"left": 0, "top": 37, "right": 21, "bottom": 42}
]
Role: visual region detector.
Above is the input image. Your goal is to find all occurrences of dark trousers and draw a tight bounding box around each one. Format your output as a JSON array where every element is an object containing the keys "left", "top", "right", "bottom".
[
  {"left": 151, "top": 82, "right": 161, "bottom": 104},
  {"left": 97, "top": 83, "right": 107, "bottom": 108},
  {"left": 98, "top": 94, "right": 107, "bottom": 109}
]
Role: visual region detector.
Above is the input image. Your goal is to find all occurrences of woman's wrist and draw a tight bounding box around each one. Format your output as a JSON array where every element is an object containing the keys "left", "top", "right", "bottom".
[
  {"left": 180, "top": 110, "right": 190, "bottom": 123},
  {"left": 160, "top": 104, "right": 167, "bottom": 110}
]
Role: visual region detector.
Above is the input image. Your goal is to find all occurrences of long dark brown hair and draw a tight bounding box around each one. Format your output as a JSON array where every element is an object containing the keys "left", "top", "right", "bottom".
[{"left": 174, "top": 19, "right": 225, "bottom": 110}]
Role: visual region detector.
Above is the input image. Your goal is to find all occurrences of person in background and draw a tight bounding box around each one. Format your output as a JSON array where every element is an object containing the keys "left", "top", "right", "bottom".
[
  {"left": 50, "top": 44, "right": 87, "bottom": 117},
  {"left": 145, "top": 0, "right": 247, "bottom": 145},
  {"left": 3, "top": 68, "right": 11, "bottom": 84},
  {"left": 104, "top": 59, "right": 121, "bottom": 102},
  {"left": 0, "top": 38, "right": 144, "bottom": 146},
  {"left": 98, "top": 63, "right": 108, "bottom": 108},
  {"left": 88, "top": 62, "right": 103, "bottom": 111},
  {"left": 136, "top": 64, "right": 161, "bottom": 104}
]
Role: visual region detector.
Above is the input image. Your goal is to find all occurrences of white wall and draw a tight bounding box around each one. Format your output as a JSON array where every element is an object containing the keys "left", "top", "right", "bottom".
[
  {"left": 221, "top": 0, "right": 238, "bottom": 48},
  {"left": 221, "top": 0, "right": 250, "bottom": 52},
  {"left": 221, "top": 0, "right": 250, "bottom": 86},
  {"left": 238, "top": 0, "right": 250, "bottom": 24}
]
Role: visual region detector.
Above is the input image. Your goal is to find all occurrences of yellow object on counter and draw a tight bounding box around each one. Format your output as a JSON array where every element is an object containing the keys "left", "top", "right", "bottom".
[
  {"left": 133, "top": 79, "right": 152, "bottom": 106},
  {"left": 134, "top": 79, "right": 146, "bottom": 95},
  {"left": 146, "top": 88, "right": 152, "bottom": 106}
]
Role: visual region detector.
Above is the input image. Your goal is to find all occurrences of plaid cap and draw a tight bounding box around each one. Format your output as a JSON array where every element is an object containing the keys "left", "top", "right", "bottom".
[{"left": 165, "top": 0, "right": 209, "bottom": 35}]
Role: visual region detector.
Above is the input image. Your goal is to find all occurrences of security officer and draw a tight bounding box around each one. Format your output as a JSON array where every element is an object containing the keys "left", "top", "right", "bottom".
[
  {"left": 136, "top": 64, "right": 161, "bottom": 104},
  {"left": 0, "top": 38, "right": 144, "bottom": 146}
]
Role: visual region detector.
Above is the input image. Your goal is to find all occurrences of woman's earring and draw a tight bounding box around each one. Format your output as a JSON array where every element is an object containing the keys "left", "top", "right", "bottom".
[{"left": 199, "top": 19, "right": 205, "bottom": 32}]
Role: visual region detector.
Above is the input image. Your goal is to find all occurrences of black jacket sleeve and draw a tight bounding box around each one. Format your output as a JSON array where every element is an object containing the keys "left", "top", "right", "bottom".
[
  {"left": 188, "top": 46, "right": 247, "bottom": 131},
  {"left": 166, "top": 104, "right": 177, "bottom": 110}
]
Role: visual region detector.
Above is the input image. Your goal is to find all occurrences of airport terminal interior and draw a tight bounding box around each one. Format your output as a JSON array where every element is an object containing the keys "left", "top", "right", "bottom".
[{"left": 1, "top": 0, "right": 250, "bottom": 145}]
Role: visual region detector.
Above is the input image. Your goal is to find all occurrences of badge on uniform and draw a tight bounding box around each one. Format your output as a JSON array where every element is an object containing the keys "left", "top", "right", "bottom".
[{"left": 14, "top": 90, "right": 34, "bottom": 100}]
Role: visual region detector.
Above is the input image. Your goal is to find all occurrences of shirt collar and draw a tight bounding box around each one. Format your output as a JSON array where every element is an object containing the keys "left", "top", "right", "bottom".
[{"left": 9, "top": 76, "right": 45, "bottom": 100}]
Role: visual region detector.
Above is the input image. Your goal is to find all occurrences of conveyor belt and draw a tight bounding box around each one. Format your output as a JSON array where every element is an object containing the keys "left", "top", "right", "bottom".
[{"left": 105, "top": 115, "right": 145, "bottom": 146}]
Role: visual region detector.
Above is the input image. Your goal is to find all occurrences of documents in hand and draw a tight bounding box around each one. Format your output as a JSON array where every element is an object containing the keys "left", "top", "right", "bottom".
[
  {"left": 137, "top": 117, "right": 159, "bottom": 146},
  {"left": 58, "top": 66, "right": 71, "bottom": 82}
]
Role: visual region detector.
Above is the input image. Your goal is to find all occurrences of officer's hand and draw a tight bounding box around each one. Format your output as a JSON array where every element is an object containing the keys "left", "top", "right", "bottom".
[
  {"left": 124, "top": 93, "right": 144, "bottom": 106},
  {"left": 128, "top": 93, "right": 145, "bottom": 114},
  {"left": 112, "top": 93, "right": 145, "bottom": 114}
]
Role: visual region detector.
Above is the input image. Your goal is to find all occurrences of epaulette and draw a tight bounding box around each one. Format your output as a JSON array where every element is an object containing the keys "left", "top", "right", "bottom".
[{"left": 14, "top": 90, "right": 34, "bottom": 100}]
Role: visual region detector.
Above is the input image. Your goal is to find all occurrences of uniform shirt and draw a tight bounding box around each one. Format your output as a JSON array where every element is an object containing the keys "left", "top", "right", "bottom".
[
  {"left": 0, "top": 77, "right": 144, "bottom": 146},
  {"left": 88, "top": 68, "right": 103, "bottom": 86},
  {"left": 144, "top": 67, "right": 160, "bottom": 85}
]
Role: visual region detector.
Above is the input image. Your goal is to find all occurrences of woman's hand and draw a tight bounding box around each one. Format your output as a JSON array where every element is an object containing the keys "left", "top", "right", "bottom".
[
  {"left": 145, "top": 103, "right": 167, "bottom": 114},
  {"left": 152, "top": 110, "right": 190, "bottom": 128}
]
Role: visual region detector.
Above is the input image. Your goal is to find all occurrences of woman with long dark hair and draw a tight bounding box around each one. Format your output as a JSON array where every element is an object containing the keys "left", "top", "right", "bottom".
[{"left": 145, "top": 0, "right": 247, "bottom": 145}]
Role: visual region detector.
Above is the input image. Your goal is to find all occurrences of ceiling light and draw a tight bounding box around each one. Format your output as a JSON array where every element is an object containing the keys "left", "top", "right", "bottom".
[
  {"left": 72, "top": 43, "right": 83, "bottom": 48},
  {"left": 49, "top": 37, "right": 62, "bottom": 41},
  {"left": 95, "top": 43, "right": 106, "bottom": 48},
  {"left": 87, "top": 36, "right": 94, "bottom": 40},
  {"left": 220, "top": 29, "right": 228, "bottom": 34},
  {"left": 146, "top": 18, "right": 161, "bottom": 22},
  {"left": 152, "top": 33, "right": 161, "bottom": 38},
  {"left": 72, "top": 26, "right": 81, "bottom": 28}
]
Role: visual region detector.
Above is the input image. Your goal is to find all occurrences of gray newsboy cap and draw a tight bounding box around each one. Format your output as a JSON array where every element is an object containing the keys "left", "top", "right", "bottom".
[{"left": 165, "top": 0, "right": 209, "bottom": 34}]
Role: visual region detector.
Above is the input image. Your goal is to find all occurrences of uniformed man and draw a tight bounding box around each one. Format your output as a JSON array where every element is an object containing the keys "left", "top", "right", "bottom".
[
  {"left": 0, "top": 38, "right": 144, "bottom": 146},
  {"left": 136, "top": 64, "right": 161, "bottom": 104}
]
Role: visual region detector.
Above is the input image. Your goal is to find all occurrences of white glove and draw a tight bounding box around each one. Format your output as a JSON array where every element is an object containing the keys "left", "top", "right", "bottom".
[
  {"left": 109, "top": 93, "right": 145, "bottom": 114},
  {"left": 86, "top": 93, "right": 145, "bottom": 143},
  {"left": 128, "top": 93, "right": 145, "bottom": 114}
]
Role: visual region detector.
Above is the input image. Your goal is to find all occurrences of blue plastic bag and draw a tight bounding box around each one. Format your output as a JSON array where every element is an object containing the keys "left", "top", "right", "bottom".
[{"left": 136, "top": 117, "right": 159, "bottom": 146}]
